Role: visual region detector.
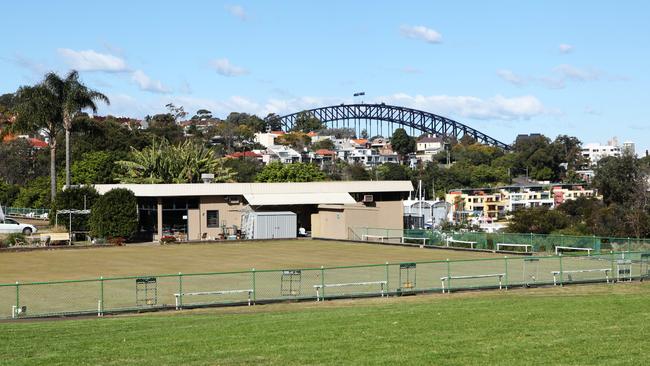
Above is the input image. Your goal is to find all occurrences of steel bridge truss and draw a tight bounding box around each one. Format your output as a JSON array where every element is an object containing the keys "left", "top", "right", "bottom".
[{"left": 274, "top": 103, "right": 510, "bottom": 149}]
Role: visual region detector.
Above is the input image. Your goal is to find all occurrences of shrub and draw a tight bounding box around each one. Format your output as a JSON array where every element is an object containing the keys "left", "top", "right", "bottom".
[
  {"left": 5, "top": 233, "right": 25, "bottom": 246},
  {"left": 89, "top": 188, "right": 138, "bottom": 241},
  {"left": 51, "top": 186, "right": 99, "bottom": 229}
]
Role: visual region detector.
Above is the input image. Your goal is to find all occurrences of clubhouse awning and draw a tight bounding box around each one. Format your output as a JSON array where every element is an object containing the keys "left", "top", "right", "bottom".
[{"left": 243, "top": 192, "right": 356, "bottom": 206}]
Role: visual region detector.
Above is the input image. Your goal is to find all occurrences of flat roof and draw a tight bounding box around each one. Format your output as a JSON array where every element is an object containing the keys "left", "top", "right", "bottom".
[{"left": 94, "top": 181, "right": 414, "bottom": 197}]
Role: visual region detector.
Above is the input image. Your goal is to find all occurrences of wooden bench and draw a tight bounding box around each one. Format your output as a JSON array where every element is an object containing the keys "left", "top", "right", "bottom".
[
  {"left": 440, "top": 273, "right": 506, "bottom": 293},
  {"left": 551, "top": 268, "right": 611, "bottom": 285},
  {"left": 496, "top": 243, "right": 533, "bottom": 253},
  {"left": 41, "top": 233, "right": 71, "bottom": 245},
  {"left": 446, "top": 239, "right": 477, "bottom": 249},
  {"left": 314, "top": 281, "right": 387, "bottom": 301},
  {"left": 174, "top": 289, "right": 254, "bottom": 309}
]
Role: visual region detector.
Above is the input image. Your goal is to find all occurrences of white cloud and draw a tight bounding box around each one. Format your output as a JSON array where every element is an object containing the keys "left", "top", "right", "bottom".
[
  {"left": 57, "top": 48, "right": 128, "bottom": 72},
  {"left": 381, "top": 93, "right": 548, "bottom": 120},
  {"left": 97, "top": 92, "right": 549, "bottom": 124},
  {"left": 402, "top": 66, "right": 422, "bottom": 74},
  {"left": 210, "top": 58, "right": 249, "bottom": 77},
  {"left": 496, "top": 69, "right": 526, "bottom": 86},
  {"left": 559, "top": 44, "right": 574, "bottom": 54},
  {"left": 399, "top": 25, "right": 442, "bottom": 44},
  {"left": 226, "top": 5, "right": 247, "bottom": 20},
  {"left": 554, "top": 64, "right": 600, "bottom": 82},
  {"left": 131, "top": 70, "right": 171, "bottom": 93}
]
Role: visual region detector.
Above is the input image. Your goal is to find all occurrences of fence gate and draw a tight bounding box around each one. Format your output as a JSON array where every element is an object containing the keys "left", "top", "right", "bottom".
[
  {"left": 135, "top": 277, "right": 158, "bottom": 306},
  {"left": 640, "top": 254, "right": 650, "bottom": 281},
  {"left": 281, "top": 270, "right": 302, "bottom": 296},
  {"left": 399, "top": 263, "right": 417, "bottom": 291},
  {"left": 616, "top": 260, "right": 632, "bottom": 282},
  {"left": 523, "top": 258, "right": 540, "bottom": 286}
]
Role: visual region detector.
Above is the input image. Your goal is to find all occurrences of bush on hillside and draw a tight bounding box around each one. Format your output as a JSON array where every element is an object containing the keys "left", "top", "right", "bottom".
[{"left": 89, "top": 188, "right": 138, "bottom": 241}]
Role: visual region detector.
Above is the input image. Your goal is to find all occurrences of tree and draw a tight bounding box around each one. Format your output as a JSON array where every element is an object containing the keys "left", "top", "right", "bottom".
[
  {"left": 191, "top": 109, "right": 212, "bottom": 120},
  {"left": 146, "top": 113, "right": 184, "bottom": 143},
  {"left": 165, "top": 103, "right": 187, "bottom": 122},
  {"left": 255, "top": 162, "right": 326, "bottom": 182},
  {"left": 264, "top": 113, "right": 283, "bottom": 131},
  {"left": 226, "top": 112, "right": 265, "bottom": 133},
  {"left": 360, "top": 129, "right": 369, "bottom": 139},
  {"left": 390, "top": 128, "right": 415, "bottom": 162},
  {"left": 116, "top": 139, "right": 235, "bottom": 183},
  {"left": 89, "top": 188, "right": 138, "bottom": 240},
  {"left": 593, "top": 155, "right": 642, "bottom": 206},
  {"left": 13, "top": 176, "right": 51, "bottom": 208},
  {"left": 0, "top": 139, "right": 48, "bottom": 185},
  {"left": 71, "top": 151, "right": 116, "bottom": 184},
  {"left": 223, "top": 157, "right": 263, "bottom": 182},
  {"left": 311, "top": 139, "right": 335, "bottom": 151},
  {"left": 343, "top": 162, "right": 370, "bottom": 181},
  {"left": 12, "top": 84, "right": 63, "bottom": 200},
  {"left": 506, "top": 207, "right": 570, "bottom": 234},
  {"left": 0, "top": 181, "right": 20, "bottom": 207},
  {"left": 377, "top": 163, "right": 410, "bottom": 180},
  {"left": 276, "top": 132, "right": 311, "bottom": 150},
  {"left": 52, "top": 186, "right": 99, "bottom": 231},
  {"left": 291, "top": 112, "right": 325, "bottom": 133},
  {"left": 41, "top": 71, "right": 110, "bottom": 189}
]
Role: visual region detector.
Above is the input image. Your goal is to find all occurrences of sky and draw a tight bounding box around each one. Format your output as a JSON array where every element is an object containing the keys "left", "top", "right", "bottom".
[{"left": 1, "top": 1, "right": 648, "bottom": 151}]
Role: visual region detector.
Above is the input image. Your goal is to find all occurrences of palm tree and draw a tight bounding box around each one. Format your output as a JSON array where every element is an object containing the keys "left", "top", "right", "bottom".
[
  {"left": 116, "top": 139, "right": 236, "bottom": 183},
  {"left": 13, "top": 85, "right": 63, "bottom": 200},
  {"left": 41, "top": 71, "right": 109, "bottom": 188}
]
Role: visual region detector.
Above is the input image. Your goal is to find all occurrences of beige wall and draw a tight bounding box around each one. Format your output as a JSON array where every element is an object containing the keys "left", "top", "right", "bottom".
[
  {"left": 312, "top": 201, "right": 404, "bottom": 240},
  {"left": 198, "top": 196, "right": 245, "bottom": 240}
]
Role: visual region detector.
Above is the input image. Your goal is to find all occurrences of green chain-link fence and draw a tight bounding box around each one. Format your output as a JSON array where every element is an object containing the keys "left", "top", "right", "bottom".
[
  {"left": 2, "top": 251, "right": 648, "bottom": 319},
  {"left": 349, "top": 227, "right": 650, "bottom": 253}
]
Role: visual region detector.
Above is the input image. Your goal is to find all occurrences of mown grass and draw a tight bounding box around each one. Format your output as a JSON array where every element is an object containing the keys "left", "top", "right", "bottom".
[{"left": 1, "top": 283, "right": 649, "bottom": 365}]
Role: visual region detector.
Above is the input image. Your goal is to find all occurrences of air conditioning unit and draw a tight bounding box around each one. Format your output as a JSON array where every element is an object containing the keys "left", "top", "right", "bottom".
[
  {"left": 362, "top": 194, "right": 374, "bottom": 203},
  {"left": 226, "top": 196, "right": 241, "bottom": 204}
]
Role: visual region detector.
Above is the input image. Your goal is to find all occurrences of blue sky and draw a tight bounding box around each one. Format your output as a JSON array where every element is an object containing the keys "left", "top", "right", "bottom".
[{"left": 1, "top": 1, "right": 648, "bottom": 150}]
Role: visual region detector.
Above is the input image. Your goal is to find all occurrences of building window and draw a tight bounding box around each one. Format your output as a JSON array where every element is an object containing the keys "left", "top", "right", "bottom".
[{"left": 206, "top": 210, "right": 219, "bottom": 228}]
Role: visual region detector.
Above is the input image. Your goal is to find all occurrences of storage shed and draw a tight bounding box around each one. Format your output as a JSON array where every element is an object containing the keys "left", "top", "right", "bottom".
[{"left": 241, "top": 211, "right": 297, "bottom": 239}]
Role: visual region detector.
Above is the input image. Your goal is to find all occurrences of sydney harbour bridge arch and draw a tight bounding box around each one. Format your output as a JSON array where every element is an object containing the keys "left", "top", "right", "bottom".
[{"left": 272, "top": 103, "right": 511, "bottom": 150}]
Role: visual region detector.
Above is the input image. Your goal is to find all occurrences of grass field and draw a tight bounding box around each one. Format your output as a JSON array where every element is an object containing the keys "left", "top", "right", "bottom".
[
  {"left": 1, "top": 283, "right": 649, "bottom": 365},
  {"left": 0, "top": 240, "right": 498, "bottom": 283},
  {"left": 1, "top": 240, "right": 641, "bottom": 319}
]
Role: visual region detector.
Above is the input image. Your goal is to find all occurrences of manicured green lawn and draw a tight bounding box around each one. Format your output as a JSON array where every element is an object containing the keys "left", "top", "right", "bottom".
[{"left": 1, "top": 284, "right": 649, "bottom": 365}]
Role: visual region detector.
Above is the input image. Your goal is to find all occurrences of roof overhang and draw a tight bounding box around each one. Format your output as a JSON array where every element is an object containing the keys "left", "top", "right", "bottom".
[
  {"left": 244, "top": 192, "right": 356, "bottom": 206},
  {"left": 94, "top": 181, "right": 414, "bottom": 197}
]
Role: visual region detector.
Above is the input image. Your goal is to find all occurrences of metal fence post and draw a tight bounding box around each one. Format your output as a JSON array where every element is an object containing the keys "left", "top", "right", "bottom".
[
  {"left": 559, "top": 255, "right": 564, "bottom": 286},
  {"left": 99, "top": 276, "right": 104, "bottom": 317},
  {"left": 320, "top": 266, "right": 325, "bottom": 301},
  {"left": 178, "top": 272, "right": 183, "bottom": 309},
  {"left": 15, "top": 282, "right": 19, "bottom": 318},
  {"left": 446, "top": 259, "right": 451, "bottom": 293},
  {"left": 504, "top": 256, "right": 508, "bottom": 290},
  {"left": 385, "top": 262, "right": 389, "bottom": 294},
  {"left": 251, "top": 268, "right": 256, "bottom": 304}
]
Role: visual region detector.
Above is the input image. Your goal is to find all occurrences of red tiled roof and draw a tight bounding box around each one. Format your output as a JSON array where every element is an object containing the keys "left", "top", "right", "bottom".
[
  {"left": 270, "top": 130, "right": 286, "bottom": 135},
  {"left": 226, "top": 151, "right": 262, "bottom": 158},
  {"left": 314, "top": 149, "right": 336, "bottom": 155},
  {"left": 29, "top": 138, "right": 48, "bottom": 148},
  {"left": 1, "top": 134, "right": 48, "bottom": 148},
  {"left": 352, "top": 139, "right": 368, "bottom": 145},
  {"left": 307, "top": 131, "right": 318, "bottom": 137}
]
